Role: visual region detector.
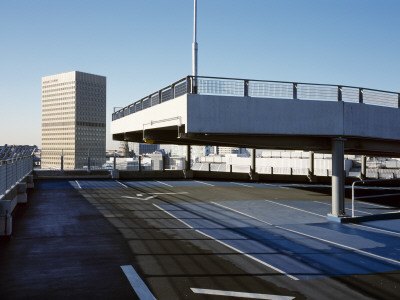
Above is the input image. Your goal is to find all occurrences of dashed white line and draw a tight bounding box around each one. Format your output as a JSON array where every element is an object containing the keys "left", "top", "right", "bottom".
[
  {"left": 231, "top": 182, "right": 253, "bottom": 188},
  {"left": 121, "top": 265, "right": 156, "bottom": 300},
  {"left": 314, "top": 201, "right": 374, "bottom": 215},
  {"left": 194, "top": 180, "right": 214, "bottom": 186},
  {"left": 265, "top": 200, "right": 325, "bottom": 217},
  {"left": 153, "top": 203, "right": 299, "bottom": 281},
  {"left": 191, "top": 288, "right": 294, "bottom": 299},
  {"left": 116, "top": 180, "right": 128, "bottom": 188},
  {"left": 75, "top": 180, "right": 82, "bottom": 189},
  {"left": 155, "top": 180, "right": 173, "bottom": 187}
]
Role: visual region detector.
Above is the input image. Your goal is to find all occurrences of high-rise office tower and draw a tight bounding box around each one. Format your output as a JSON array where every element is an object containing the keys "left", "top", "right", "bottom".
[{"left": 41, "top": 71, "right": 106, "bottom": 169}]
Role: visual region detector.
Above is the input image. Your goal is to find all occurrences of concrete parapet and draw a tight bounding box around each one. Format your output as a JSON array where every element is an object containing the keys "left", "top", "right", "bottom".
[
  {"left": 17, "top": 183, "right": 27, "bottom": 204},
  {"left": 0, "top": 200, "right": 15, "bottom": 236},
  {"left": 26, "top": 174, "right": 34, "bottom": 189}
]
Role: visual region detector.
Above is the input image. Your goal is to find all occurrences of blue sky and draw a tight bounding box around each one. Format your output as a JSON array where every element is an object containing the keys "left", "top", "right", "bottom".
[{"left": 1, "top": 0, "right": 399, "bottom": 148}]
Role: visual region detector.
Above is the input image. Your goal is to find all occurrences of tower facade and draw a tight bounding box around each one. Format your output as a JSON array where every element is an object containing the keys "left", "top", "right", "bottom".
[{"left": 41, "top": 71, "right": 106, "bottom": 169}]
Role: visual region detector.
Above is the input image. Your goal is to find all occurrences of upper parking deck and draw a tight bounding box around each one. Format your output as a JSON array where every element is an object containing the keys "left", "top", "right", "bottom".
[{"left": 111, "top": 76, "right": 400, "bottom": 157}]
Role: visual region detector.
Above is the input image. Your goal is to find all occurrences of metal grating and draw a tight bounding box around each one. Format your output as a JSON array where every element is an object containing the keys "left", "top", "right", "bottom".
[
  {"left": 249, "top": 82, "right": 293, "bottom": 98},
  {"left": 198, "top": 79, "right": 244, "bottom": 96},
  {"left": 297, "top": 84, "right": 338, "bottom": 101}
]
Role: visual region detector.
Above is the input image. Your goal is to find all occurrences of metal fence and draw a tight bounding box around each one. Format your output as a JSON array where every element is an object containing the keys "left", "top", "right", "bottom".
[
  {"left": 112, "top": 76, "right": 400, "bottom": 121},
  {"left": 0, "top": 156, "right": 33, "bottom": 198}
]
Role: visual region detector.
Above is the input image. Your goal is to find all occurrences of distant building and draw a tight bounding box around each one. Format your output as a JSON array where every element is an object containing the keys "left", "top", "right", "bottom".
[
  {"left": 41, "top": 71, "right": 106, "bottom": 169},
  {"left": 132, "top": 143, "right": 159, "bottom": 156}
]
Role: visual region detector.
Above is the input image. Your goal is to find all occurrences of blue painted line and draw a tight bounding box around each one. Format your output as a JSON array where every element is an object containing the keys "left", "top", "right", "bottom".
[{"left": 158, "top": 201, "right": 400, "bottom": 279}]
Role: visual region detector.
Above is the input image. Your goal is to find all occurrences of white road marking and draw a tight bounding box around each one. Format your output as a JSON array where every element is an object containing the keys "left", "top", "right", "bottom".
[
  {"left": 150, "top": 192, "right": 188, "bottom": 195},
  {"left": 265, "top": 200, "right": 325, "bottom": 217},
  {"left": 155, "top": 180, "right": 173, "bottom": 187},
  {"left": 269, "top": 201, "right": 400, "bottom": 236},
  {"left": 194, "top": 180, "right": 215, "bottom": 186},
  {"left": 212, "top": 202, "right": 400, "bottom": 266},
  {"left": 191, "top": 288, "right": 294, "bottom": 299},
  {"left": 357, "top": 201, "right": 392, "bottom": 209},
  {"left": 116, "top": 180, "right": 129, "bottom": 188},
  {"left": 120, "top": 265, "right": 156, "bottom": 300},
  {"left": 314, "top": 201, "right": 374, "bottom": 215},
  {"left": 121, "top": 195, "right": 156, "bottom": 201},
  {"left": 263, "top": 183, "right": 290, "bottom": 189},
  {"left": 153, "top": 204, "right": 299, "bottom": 281},
  {"left": 231, "top": 182, "right": 253, "bottom": 188},
  {"left": 75, "top": 180, "right": 82, "bottom": 189},
  {"left": 349, "top": 223, "right": 400, "bottom": 236},
  {"left": 355, "top": 193, "right": 400, "bottom": 200}
]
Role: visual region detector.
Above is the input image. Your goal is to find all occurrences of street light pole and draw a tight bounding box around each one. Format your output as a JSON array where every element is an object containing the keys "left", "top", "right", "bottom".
[{"left": 192, "top": 0, "right": 198, "bottom": 93}]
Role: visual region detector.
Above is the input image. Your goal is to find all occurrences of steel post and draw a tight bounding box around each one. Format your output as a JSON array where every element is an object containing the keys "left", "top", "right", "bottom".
[{"left": 361, "top": 155, "right": 367, "bottom": 179}]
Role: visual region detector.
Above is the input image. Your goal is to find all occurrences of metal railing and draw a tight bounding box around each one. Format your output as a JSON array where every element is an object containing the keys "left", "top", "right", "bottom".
[
  {"left": 112, "top": 76, "right": 400, "bottom": 121},
  {"left": 351, "top": 178, "right": 400, "bottom": 217},
  {"left": 0, "top": 156, "right": 34, "bottom": 198}
]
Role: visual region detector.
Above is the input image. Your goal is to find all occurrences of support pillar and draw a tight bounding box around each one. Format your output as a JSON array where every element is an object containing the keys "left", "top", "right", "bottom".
[
  {"left": 186, "top": 145, "right": 191, "bottom": 171},
  {"left": 308, "top": 151, "right": 315, "bottom": 182},
  {"left": 361, "top": 155, "right": 367, "bottom": 179},
  {"left": 250, "top": 148, "right": 258, "bottom": 181},
  {"left": 330, "top": 138, "right": 346, "bottom": 218}
]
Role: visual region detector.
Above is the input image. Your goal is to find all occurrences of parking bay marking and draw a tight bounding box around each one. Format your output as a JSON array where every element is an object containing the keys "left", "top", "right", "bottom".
[
  {"left": 191, "top": 288, "right": 294, "bottom": 299},
  {"left": 121, "top": 265, "right": 156, "bottom": 300},
  {"left": 121, "top": 192, "right": 188, "bottom": 201}
]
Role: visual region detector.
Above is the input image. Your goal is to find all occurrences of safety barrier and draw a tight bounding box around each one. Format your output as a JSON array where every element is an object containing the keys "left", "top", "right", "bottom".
[
  {"left": 351, "top": 178, "right": 400, "bottom": 217},
  {"left": 0, "top": 156, "right": 33, "bottom": 199},
  {"left": 112, "top": 76, "right": 400, "bottom": 121}
]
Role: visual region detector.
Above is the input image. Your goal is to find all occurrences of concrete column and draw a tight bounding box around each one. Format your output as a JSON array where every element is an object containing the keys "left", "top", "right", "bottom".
[
  {"left": 331, "top": 138, "right": 345, "bottom": 217},
  {"left": 186, "top": 145, "right": 191, "bottom": 171},
  {"left": 361, "top": 155, "right": 367, "bottom": 179},
  {"left": 251, "top": 149, "right": 256, "bottom": 174},
  {"left": 309, "top": 151, "right": 314, "bottom": 175},
  {"left": 113, "top": 153, "right": 117, "bottom": 170}
]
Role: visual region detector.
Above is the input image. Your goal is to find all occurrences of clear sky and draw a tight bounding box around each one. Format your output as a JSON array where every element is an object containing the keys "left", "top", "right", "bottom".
[{"left": 1, "top": 0, "right": 399, "bottom": 149}]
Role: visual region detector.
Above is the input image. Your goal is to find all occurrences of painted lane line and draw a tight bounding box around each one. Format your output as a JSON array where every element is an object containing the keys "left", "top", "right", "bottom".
[
  {"left": 231, "top": 182, "right": 254, "bottom": 188},
  {"left": 121, "top": 195, "right": 156, "bottom": 201},
  {"left": 150, "top": 192, "right": 188, "bottom": 195},
  {"left": 263, "top": 183, "right": 290, "bottom": 189},
  {"left": 273, "top": 201, "right": 400, "bottom": 236},
  {"left": 265, "top": 200, "right": 325, "bottom": 217},
  {"left": 120, "top": 265, "right": 156, "bottom": 300},
  {"left": 356, "top": 201, "right": 392, "bottom": 209},
  {"left": 75, "top": 180, "right": 82, "bottom": 189},
  {"left": 314, "top": 201, "right": 374, "bottom": 215},
  {"left": 191, "top": 288, "right": 294, "bottom": 299},
  {"left": 155, "top": 180, "right": 173, "bottom": 187},
  {"left": 194, "top": 180, "right": 215, "bottom": 186},
  {"left": 355, "top": 193, "right": 400, "bottom": 200},
  {"left": 348, "top": 223, "right": 400, "bottom": 236},
  {"left": 211, "top": 202, "right": 400, "bottom": 266},
  {"left": 116, "top": 180, "right": 129, "bottom": 188},
  {"left": 153, "top": 204, "right": 299, "bottom": 281}
]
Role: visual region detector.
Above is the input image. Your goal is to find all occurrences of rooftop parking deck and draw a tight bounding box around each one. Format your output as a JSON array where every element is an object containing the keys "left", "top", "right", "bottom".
[{"left": 1, "top": 179, "right": 399, "bottom": 299}]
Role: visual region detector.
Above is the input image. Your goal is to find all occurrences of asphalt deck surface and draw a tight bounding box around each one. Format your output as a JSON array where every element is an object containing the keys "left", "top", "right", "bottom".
[{"left": 0, "top": 179, "right": 399, "bottom": 299}]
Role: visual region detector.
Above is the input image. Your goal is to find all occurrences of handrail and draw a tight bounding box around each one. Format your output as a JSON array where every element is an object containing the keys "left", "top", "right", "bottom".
[
  {"left": 112, "top": 75, "right": 400, "bottom": 121},
  {"left": 351, "top": 178, "right": 400, "bottom": 217}
]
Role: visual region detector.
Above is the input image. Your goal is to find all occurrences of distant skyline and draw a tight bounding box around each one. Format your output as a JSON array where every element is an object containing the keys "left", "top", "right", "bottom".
[{"left": 1, "top": 0, "right": 399, "bottom": 149}]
